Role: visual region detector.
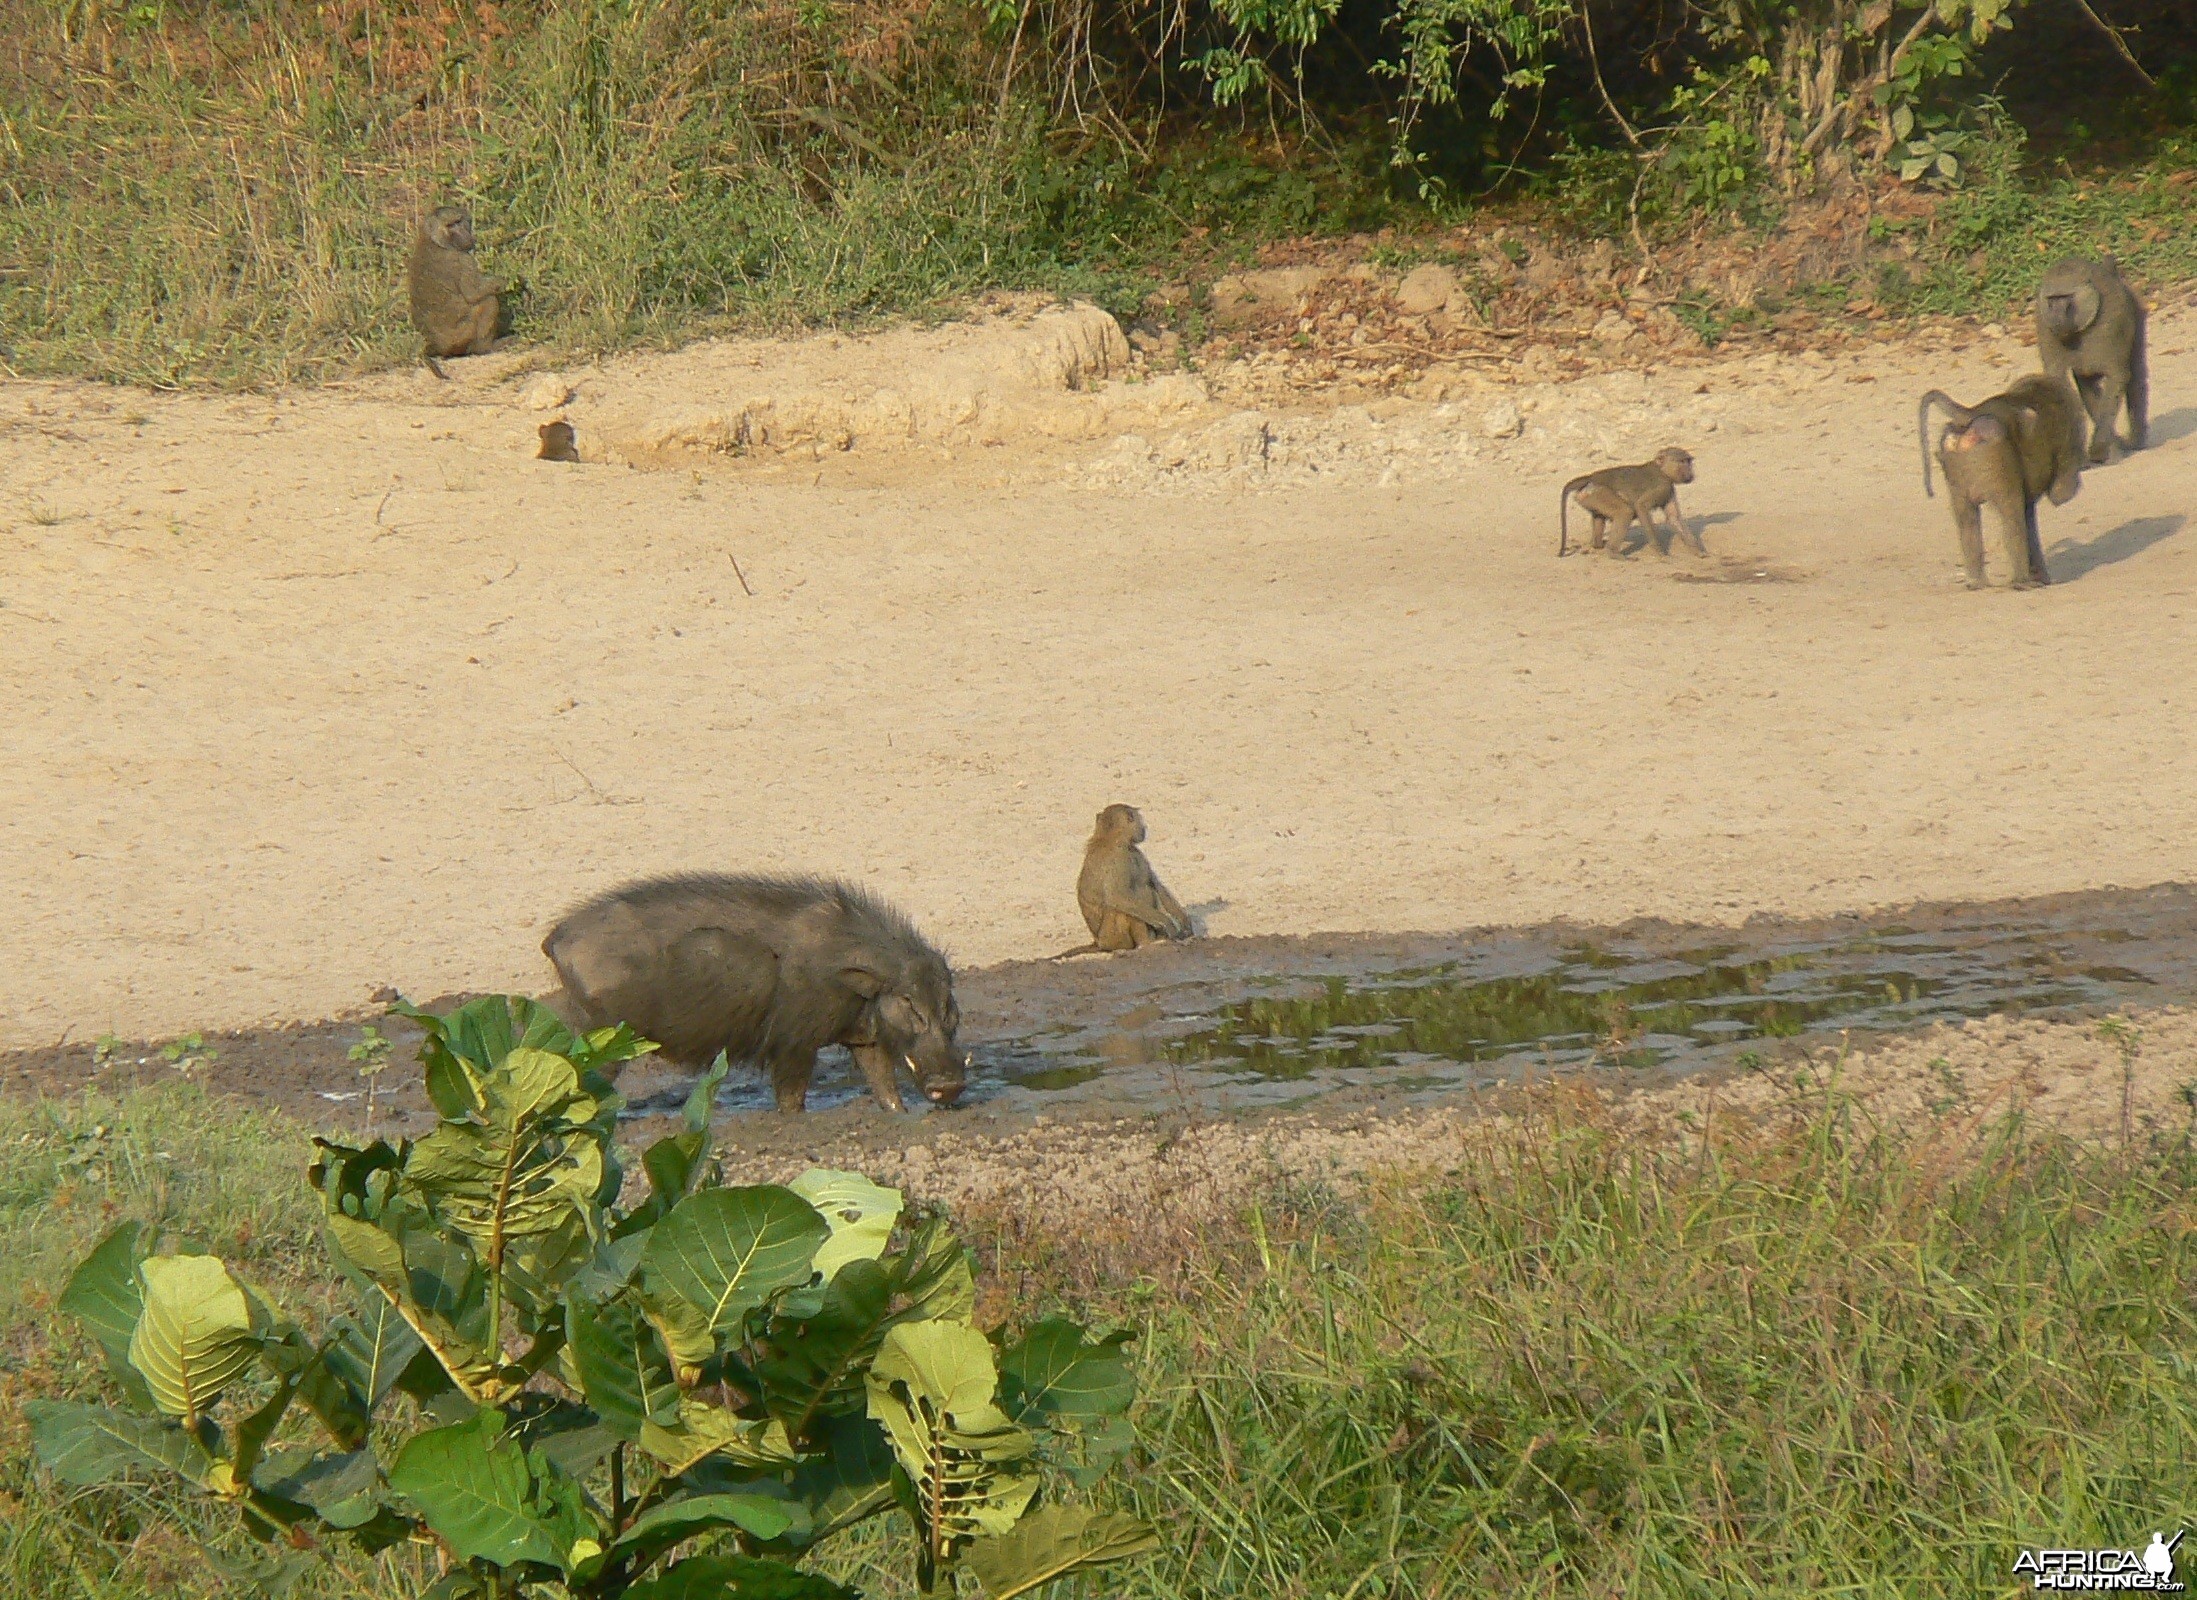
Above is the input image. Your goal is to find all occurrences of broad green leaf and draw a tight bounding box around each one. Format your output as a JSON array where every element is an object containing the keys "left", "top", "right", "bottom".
[
  {"left": 606, "top": 1490, "right": 799, "bottom": 1567},
  {"left": 396, "top": 995, "right": 652, "bottom": 1116},
  {"left": 617, "top": 1054, "right": 730, "bottom": 1241},
  {"left": 323, "top": 1211, "right": 406, "bottom": 1289},
  {"left": 228, "top": 1364, "right": 299, "bottom": 1494},
  {"left": 965, "top": 1506, "right": 1161, "bottom": 1600},
  {"left": 638, "top": 1401, "right": 799, "bottom": 1476},
  {"left": 756, "top": 1217, "right": 978, "bottom": 1440},
  {"left": 624, "top": 1555, "right": 857, "bottom": 1600},
  {"left": 59, "top": 1222, "right": 157, "bottom": 1411},
  {"left": 642, "top": 1186, "right": 829, "bottom": 1335},
  {"left": 997, "top": 1319, "right": 1137, "bottom": 1425},
  {"left": 407, "top": 1047, "right": 603, "bottom": 1248},
  {"left": 388, "top": 1410, "right": 597, "bottom": 1571},
  {"left": 789, "top": 1169, "right": 902, "bottom": 1281},
  {"left": 567, "top": 1292, "right": 681, "bottom": 1441},
  {"left": 129, "top": 1256, "right": 264, "bottom": 1420},
  {"left": 323, "top": 1297, "right": 424, "bottom": 1413},
  {"left": 252, "top": 1448, "right": 385, "bottom": 1529},
  {"left": 60, "top": 1221, "right": 149, "bottom": 1351},
  {"left": 866, "top": 1322, "right": 1038, "bottom": 1547},
  {"left": 768, "top": 1413, "right": 897, "bottom": 1549},
  {"left": 28, "top": 1398, "right": 220, "bottom": 1488},
  {"left": 637, "top": 1270, "right": 717, "bottom": 1382},
  {"left": 502, "top": 1212, "right": 596, "bottom": 1318},
  {"left": 572, "top": 1230, "right": 648, "bottom": 1300},
  {"left": 510, "top": 1407, "right": 622, "bottom": 1480}
]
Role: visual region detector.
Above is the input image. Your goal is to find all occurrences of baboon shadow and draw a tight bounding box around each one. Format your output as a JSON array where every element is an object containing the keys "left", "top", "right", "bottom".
[
  {"left": 2142, "top": 407, "right": 2197, "bottom": 448},
  {"left": 1615, "top": 511, "right": 1739, "bottom": 557},
  {"left": 2046, "top": 514, "right": 2186, "bottom": 583},
  {"left": 1184, "top": 899, "right": 1230, "bottom": 937}
]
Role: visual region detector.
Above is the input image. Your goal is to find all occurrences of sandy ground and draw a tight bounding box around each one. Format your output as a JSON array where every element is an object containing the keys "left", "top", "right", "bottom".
[{"left": 4, "top": 303, "right": 2197, "bottom": 1048}]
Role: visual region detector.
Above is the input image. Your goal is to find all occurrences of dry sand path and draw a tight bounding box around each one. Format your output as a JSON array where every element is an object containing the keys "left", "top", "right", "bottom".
[{"left": 4, "top": 308, "right": 2197, "bottom": 1047}]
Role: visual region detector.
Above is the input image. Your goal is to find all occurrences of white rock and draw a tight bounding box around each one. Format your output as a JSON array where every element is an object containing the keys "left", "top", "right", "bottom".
[
  {"left": 1481, "top": 399, "right": 1524, "bottom": 439},
  {"left": 519, "top": 374, "right": 573, "bottom": 412},
  {"left": 1396, "top": 264, "right": 1460, "bottom": 316},
  {"left": 1590, "top": 312, "right": 1636, "bottom": 346}
]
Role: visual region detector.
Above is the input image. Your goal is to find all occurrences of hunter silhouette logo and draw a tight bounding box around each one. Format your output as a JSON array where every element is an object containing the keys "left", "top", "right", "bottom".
[{"left": 2015, "top": 1530, "right": 2186, "bottom": 1591}]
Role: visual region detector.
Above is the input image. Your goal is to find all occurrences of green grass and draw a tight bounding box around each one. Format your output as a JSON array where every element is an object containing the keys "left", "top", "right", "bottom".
[
  {"left": 0, "top": 0, "right": 1403, "bottom": 391},
  {"left": 7, "top": 0, "right": 2194, "bottom": 394},
  {"left": 10, "top": 1080, "right": 2197, "bottom": 1596}
]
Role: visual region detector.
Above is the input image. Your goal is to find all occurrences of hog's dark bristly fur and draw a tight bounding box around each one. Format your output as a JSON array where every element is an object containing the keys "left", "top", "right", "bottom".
[{"left": 542, "top": 872, "right": 968, "bottom": 1114}]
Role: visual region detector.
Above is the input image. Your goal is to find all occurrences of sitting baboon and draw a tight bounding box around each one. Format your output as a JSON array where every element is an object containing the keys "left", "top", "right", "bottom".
[
  {"left": 408, "top": 205, "right": 503, "bottom": 371},
  {"left": 1061, "top": 804, "right": 1191, "bottom": 955},
  {"left": 2036, "top": 256, "right": 2148, "bottom": 463},
  {"left": 1558, "top": 448, "right": 1699, "bottom": 557},
  {"left": 1917, "top": 373, "right": 2084, "bottom": 590}
]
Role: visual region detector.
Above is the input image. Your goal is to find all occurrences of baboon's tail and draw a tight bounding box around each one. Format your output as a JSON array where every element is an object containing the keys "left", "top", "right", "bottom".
[
  {"left": 1557, "top": 475, "right": 1589, "bottom": 557},
  {"left": 1048, "top": 941, "right": 1102, "bottom": 961},
  {"left": 1916, "top": 390, "right": 1970, "bottom": 499},
  {"left": 424, "top": 354, "right": 449, "bottom": 381}
]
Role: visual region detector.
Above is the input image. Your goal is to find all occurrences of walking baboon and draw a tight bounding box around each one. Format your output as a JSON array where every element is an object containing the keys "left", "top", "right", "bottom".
[
  {"left": 1057, "top": 804, "right": 1191, "bottom": 956},
  {"left": 1558, "top": 448, "right": 1699, "bottom": 557},
  {"left": 2036, "top": 256, "right": 2148, "bottom": 463},
  {"left": 536, "top": 420, "right": 578, "bottom": 461},
  {"left": 1918, "top": 373, "right": 2084, "bottom": 590},
  {"left": 408, "top": 205, "right": 503, "bottom": 372}
]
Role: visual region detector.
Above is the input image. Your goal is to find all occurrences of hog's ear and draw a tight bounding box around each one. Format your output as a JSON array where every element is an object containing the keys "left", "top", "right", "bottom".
[{"left": 839, "top": 963, "right": 888, "bottom": 999}]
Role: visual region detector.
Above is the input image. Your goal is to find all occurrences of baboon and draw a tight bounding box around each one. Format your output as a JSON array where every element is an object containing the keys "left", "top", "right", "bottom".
[
  {"left": 1058, "top": 804, "right": 1191, "bottom": 956},
  {"left": 536, "top": 420, "right": 578, "bottom": 462},
  {"left": 408, "top": 205, "right": 503, "bottom": 373},
  {"left": 543, "top": 873, "right": 968, "bottom": 1114},
  {"left": 1558, "top": 448, "right": 1699, "bottom": 558},
  {"left": 1917, "top": 373, "right": 2084, "bottom": 591},
  {"left": 2036, "top": 256, "right": 2148, "bottom": 463}
]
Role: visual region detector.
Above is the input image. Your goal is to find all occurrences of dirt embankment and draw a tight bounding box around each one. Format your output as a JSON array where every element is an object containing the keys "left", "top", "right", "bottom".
[{"left": 3, "top": 284, "right": 2196, "bottom": 1054}]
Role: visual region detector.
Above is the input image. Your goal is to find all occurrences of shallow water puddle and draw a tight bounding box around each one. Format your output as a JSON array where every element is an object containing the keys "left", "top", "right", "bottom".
[{"left": 946, "top": 907, "right": 2184, "bottom": 1117}]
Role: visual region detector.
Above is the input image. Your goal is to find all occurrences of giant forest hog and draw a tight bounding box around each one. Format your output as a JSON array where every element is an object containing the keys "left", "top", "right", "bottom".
[{"left": 543, "top": 873, "right": 968, "bottom": 1113}]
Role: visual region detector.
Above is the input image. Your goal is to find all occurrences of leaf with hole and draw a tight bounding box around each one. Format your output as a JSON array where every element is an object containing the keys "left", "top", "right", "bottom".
[
  {"left": 866, "top": 1322, "right": 1039, "bottom": 1550},
  {"left": 789, "top": 1168, "right": 902, "bottom": 1281}
]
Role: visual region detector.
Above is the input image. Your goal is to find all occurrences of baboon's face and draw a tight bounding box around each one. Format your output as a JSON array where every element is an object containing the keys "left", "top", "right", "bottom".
[
  {"left": 1660, "top": 449, "right": 1695, "bottom": 485},
  {"left": 426, "top": 206, "right": 476, "bottom": 252},
  {"left": 1097, "top": 804, "right": 1146, "bottom": 844}
]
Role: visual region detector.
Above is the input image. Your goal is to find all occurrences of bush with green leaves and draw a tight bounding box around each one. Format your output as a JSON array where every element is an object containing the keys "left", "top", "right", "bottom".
[{"left": 26, "top": 996, "right": 1154, "bottom": 1599}]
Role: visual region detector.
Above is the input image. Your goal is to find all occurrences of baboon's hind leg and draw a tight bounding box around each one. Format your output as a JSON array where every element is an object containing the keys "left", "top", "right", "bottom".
[
  {"left": 1990, "top": 492, "right": 2041, "bottom": 589},
  {"left": 1952, "top": 498, "right": 1988, "bottom": 589}
]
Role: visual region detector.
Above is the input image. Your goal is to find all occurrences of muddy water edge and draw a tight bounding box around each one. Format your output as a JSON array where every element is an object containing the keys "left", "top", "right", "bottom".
[{"left": 8, "top": 882, "right": 2197, "bottom": 1167}]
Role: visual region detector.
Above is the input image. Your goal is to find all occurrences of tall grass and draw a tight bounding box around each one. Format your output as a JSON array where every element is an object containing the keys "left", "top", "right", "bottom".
[
  {"left": 9, "top": 1079, "right": 2197, "bottom": 1596},
  {"left": 0, "top": 0, "right": 1218, "bottom": 389}
]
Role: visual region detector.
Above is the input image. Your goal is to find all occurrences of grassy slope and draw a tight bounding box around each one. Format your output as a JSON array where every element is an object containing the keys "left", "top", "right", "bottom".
[
  {"left": 7, "top": 1083, "right": 2197, "bottom": 1596},
  {"left": 5, "top": 1, "right": 2197, "bottom": 393}
]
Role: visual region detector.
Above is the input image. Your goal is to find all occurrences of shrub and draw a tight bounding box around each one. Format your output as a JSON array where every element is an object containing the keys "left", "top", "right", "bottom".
[{"left": 26, "top": 996, "right": 1153, "bottom": 1599}]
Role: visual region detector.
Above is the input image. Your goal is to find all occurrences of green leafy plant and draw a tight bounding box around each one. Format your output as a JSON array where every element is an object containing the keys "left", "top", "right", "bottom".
[
  {"left": 162, "top": 1030, "right": 218, "bottom": 1079},
  {"left": 29, "top": 995, "right": 1154, "bottom": 1599}
]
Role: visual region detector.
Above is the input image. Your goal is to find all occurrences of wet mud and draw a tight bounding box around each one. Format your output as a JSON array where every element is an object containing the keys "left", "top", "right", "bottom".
[{"left": 7, "top": 882, "right": 2197, "bottom": 1166}]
